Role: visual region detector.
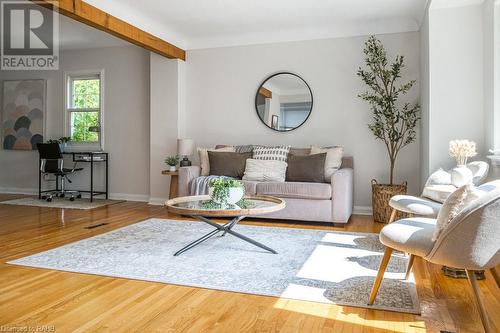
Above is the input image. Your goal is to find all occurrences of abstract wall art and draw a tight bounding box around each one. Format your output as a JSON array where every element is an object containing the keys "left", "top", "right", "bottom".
[{"left": 2, "top": 80, "right": 46, "bottom": 150}]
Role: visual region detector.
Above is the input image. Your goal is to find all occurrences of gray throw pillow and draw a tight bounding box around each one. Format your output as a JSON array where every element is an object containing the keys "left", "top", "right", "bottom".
[
  {"left": 286, "top": 153, "right": 326, "bottom": 183},
  {"left": 235, "top": 145, "right": 254, "bottom": 153},
  {"left": 208, "top": 151, "right": 252, "bottom": 178}
]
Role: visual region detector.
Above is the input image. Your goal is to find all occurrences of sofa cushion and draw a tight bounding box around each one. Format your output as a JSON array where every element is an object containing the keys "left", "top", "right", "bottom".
[
  {"left": 241, "top": 180, "right": 258, "bottom": 195},
  {"left": 310, "top": 146, "right": 343, "bottom": 182},
  {"left": 198, "top": 146, "right": 235, "bottom": 176},
  {"left": 252, "top": 145, "right": 291, "bottom": 162},
  {"left": 256, "top": 181, "right": 332, "bottom": 200},
  {"left": 242, "top": 159, "right": 288, "bottom": 182},
  {"left": 286, "top": 153, "right": 326, "bottom": 183},
  {"left": 208, "top": 151, "right": 252, "bottom": 178}
]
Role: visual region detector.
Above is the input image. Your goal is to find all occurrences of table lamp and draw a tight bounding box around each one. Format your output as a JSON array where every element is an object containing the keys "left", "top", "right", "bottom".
[{"left": 178, "top": 138, "right": 194, "bottom": 167}]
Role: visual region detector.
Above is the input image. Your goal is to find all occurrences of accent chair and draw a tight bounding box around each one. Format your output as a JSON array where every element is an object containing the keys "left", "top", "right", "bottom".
[{"left": 368, "top": 189, "right": 500, "bottom": 333}]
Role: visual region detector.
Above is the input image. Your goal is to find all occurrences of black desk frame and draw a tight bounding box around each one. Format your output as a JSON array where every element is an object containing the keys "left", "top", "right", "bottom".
[{"left": 38, "top": 152, "right": 109, "bottom": 202}]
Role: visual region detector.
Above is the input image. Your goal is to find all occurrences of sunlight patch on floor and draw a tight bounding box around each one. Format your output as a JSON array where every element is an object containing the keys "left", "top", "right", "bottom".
[{"left": 273, "top": 297, "right": 427, "bottom": 332}]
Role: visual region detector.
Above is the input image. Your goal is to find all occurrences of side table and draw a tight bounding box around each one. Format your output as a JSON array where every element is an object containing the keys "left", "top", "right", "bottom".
[{"left": 161, "top": 170, "right": 179, "bottom": 199}]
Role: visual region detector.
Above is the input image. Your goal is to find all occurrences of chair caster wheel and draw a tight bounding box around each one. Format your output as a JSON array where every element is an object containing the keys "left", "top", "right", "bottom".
[
  {"left": 60, "top": 193, "right": 65, "bottom": 198},
  {"left": 46, "top": 197, "right": 52, "bottom": 202},
  {"left": 41, "top": 196, "right": 47, "bottom": 199},
  {"left": 70, "top": 197, "right": 75, "bottom": 201},
  {"left": 76, "top": 194, "right": 82, "bottom": 199}
]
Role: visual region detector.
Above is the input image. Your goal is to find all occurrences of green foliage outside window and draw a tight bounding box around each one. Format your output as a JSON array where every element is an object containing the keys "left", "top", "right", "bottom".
[{"left": 70, "top": 78, "right": 100, "bottom": 142}]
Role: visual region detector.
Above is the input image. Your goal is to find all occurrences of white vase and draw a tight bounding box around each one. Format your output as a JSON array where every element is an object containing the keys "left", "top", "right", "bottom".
[
  {"left": 169, "top": 166, "right": 176, "bottom": 172},
  {"left": 451, "top": 165, "right": 473, "bottom": 187},
  {"left": 208, "top": 187, "right": 244, "bottom": 205}
]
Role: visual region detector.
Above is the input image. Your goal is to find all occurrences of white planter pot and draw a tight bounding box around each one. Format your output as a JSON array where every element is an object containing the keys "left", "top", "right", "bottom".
[
  {"left": 169, "top": 166, "right": 176, "bottom": 172},
  {"left": 208, "top": 186, "right": 244, "bottom": 205},
  {"left": 451, "top": 165, "right": 473, "bottom": 187}
]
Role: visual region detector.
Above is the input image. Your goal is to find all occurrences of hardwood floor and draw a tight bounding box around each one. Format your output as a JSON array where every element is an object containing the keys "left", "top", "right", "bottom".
[{"left": 0, "top": 194, "right": 498, "bottom": 333}]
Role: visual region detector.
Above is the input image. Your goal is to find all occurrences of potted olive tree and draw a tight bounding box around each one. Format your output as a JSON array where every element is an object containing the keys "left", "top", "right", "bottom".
[{"left": 357, "top": 36, "right": 420, "bottom": 223}]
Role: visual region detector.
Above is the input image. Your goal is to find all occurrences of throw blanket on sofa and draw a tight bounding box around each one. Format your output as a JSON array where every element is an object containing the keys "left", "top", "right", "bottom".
[{"left": 190, "top": 176, "right": 234, "bottom": 195}]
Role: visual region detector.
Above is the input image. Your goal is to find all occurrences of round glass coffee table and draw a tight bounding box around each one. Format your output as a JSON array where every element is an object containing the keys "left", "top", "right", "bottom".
[{"left": 165, "top": 195, "right": 285, "bottom": 256}]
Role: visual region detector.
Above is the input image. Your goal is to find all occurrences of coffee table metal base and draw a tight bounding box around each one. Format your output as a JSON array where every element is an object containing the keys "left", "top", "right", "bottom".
[{"left": 173, "top": 216, "right": 278, "bottom": 256}]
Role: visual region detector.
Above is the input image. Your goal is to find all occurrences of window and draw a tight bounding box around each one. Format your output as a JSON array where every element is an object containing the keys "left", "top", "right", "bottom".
[{"left": 65, "top": 70, "right": 103, "bottom": 149}]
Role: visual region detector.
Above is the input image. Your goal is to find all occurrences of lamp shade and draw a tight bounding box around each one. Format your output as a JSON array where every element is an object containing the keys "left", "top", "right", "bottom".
[{"left": 177, "top": 138, "right": 194, "bottom": 156}]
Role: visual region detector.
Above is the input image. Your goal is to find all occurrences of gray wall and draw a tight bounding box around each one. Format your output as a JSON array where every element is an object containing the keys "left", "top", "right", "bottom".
[
  {"left": 420, "top": 9, "right": 430, "bottom": 187},
  {"left": 185, "top": 32, "right": 421, "bottom": 210},
  {"left": 149, "top": 54, "right": 186, "bottom": 204},
  {"left": 0, "top": 45, "right": 151, "bottom": 200},
  {"left": 428, "top": 4, "right": 485, "bottom": 173}
]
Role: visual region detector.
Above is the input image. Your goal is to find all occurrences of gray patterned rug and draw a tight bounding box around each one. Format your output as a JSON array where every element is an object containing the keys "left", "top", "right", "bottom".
[
  {"left": 8, "top": 219, "right": 420, "bottom": 314},
  {"left": 0, "top": 197, "right": 122, "bottom": 210}
]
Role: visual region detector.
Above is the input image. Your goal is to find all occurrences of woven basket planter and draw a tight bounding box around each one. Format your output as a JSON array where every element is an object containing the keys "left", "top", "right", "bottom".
[{"left": 371, "top": 179, "right": 408, "bottom": 223}]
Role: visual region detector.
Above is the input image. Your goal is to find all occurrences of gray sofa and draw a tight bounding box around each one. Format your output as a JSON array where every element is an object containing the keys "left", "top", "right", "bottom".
[{"left": 178, "top": 147, "right": 354, "bottom": 225}]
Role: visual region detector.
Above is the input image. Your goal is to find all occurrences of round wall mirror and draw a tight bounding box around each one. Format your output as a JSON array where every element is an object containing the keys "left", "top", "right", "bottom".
[{"left": 255, "top": 72, "right": 313, "bottom": 132}]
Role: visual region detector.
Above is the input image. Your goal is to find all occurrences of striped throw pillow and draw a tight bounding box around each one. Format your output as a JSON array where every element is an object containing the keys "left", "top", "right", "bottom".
[{"left": 252, "top": 145, "right": 291, "bottom": 162}]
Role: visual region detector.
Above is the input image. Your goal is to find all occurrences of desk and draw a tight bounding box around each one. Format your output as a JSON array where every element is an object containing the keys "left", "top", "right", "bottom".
[
  {"left": 161, "top": 170, "right": 178, "bottom": 199},
  {"left": 38, "top": 151, "right": 109, "bottom": 202}
]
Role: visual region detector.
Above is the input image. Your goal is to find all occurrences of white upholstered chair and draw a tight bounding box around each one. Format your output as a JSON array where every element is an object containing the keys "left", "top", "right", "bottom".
[
  {"left": 388, "top": 161, "right": 490, "bottom": 223},
  {"left": 369, "top": 189, "right": 500, "bottom": 333}
]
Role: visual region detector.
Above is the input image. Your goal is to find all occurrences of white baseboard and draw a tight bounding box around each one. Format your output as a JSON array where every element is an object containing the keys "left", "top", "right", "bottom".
[
  {"left": 353, "top": 206, "right": 373, "bottom": 215},
  {"left": 148, "top": 197, "right": 168, "bottom": 205},
  {"left": 0, "top": 187, "right": 37, "bottom": 195},
  {"left": 110, "top": 193, "right": 149, "bottom": 202},
  {"left": 0, "top": 187, "right": 149, "bottom": 202}
]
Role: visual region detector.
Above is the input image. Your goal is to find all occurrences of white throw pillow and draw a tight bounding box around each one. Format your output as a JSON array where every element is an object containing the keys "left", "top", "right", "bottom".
[
  {"left": 432, "top": 184, "right": 482, "bottom": 241},
  {"left": 424, "top": 168, "right": 452, "bottom": 187},
  {"left": 310, "top": 146, "right": 343, "bottom": 182},
  {"left": 450, "top": 166, "right": 473, "bottom": 187},
  {"left": 197, "top": 146, "right": 235, "bottom": 176},
  {"left": 242, "top": 159, "right": 287, "bottom": 182},
  {"left": 252, "top": 145, "right": 291, "bottom": 162},
  {"left": 421, "top": 168, "right": 454, "bottom": 203},
  {"left": 422, "top": 185, "right": 458, "bottom": 203}
]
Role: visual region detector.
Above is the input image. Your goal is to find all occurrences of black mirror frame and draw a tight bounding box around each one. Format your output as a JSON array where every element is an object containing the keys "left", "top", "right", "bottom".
[{"left": 254, "top": 72, "right": 313, "bottom": 132}]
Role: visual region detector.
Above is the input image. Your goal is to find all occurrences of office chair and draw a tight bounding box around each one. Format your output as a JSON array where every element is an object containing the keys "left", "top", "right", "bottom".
[{"left": 37, "top": 143, "right": 83, "bottom": 202}]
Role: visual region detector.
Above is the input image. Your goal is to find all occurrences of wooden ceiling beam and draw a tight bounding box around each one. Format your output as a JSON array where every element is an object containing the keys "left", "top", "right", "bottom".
[
  {"left": 31, "top": 0, "right": 186, "bottom": 61},
  {"left": 259, "top": 87, "right": 272, "bottom": 99}
]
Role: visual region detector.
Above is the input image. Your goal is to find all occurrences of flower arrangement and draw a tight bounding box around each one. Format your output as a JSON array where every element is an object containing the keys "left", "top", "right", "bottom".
[{"left": 449, "top": 140, "right": 477, "bottom": 166}]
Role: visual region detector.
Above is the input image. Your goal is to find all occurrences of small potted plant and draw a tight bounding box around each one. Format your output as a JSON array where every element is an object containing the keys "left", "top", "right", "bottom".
[
  {"left": 165, "top": 155, "right": 180, "bottom": 172},
  {"left": 47, "top": 137, "right": 71, "bottom": 152},
  {"left": 208, "top": 178, "right": 245, "bottom": 207},
  {"left": 59, "top": 137, "right": 71, "bottom": 152}
]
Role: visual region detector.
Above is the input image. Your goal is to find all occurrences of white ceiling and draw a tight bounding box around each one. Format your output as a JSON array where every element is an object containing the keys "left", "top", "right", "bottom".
[
  {"left": 83, "top": 0, "right": 429, "bottom": 50},
  {"left": 58, "top": 15, "right": 129, "bottom": 50},
  {"left": 264, "top": 74, "right": 310, "bottom": 96}
]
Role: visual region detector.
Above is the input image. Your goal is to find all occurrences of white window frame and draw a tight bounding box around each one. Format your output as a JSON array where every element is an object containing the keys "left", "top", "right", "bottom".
[{"left": 63, "top": 69, "right": 105, "bottom": 151}]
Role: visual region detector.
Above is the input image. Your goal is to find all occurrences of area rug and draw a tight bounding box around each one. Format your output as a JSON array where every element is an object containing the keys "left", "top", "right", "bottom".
[
  {"left": 7, "top": 219, "right": 420, "bottom": 314},
  {"left": 0, "top": 197, "right": 122, "bottom": 210}
]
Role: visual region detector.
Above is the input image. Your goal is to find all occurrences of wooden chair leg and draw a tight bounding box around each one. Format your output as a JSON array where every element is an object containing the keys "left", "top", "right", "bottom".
[
  {"left": 368, "top": 247, "right": 393, "bottom": 305},
  {"left": 388, "top": 208, "right": 397, "bottom": 224},
  {"left": 489, "top": 267, "right": 500, "bottom": 289},
  {"left": 405, "top": 254, "right": 415, "bottom": 280},
  {"left": 466, "top": 269, "right": 492, "bottom": 333}
]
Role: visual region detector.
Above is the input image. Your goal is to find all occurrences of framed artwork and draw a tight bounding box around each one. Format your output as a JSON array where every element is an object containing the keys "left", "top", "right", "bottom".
[
  {"left": 2, "top": 79, "right": 46, "bottom": 150},
  {"left": 271, "top": 115, "right": 279, "bottom": 129}
]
